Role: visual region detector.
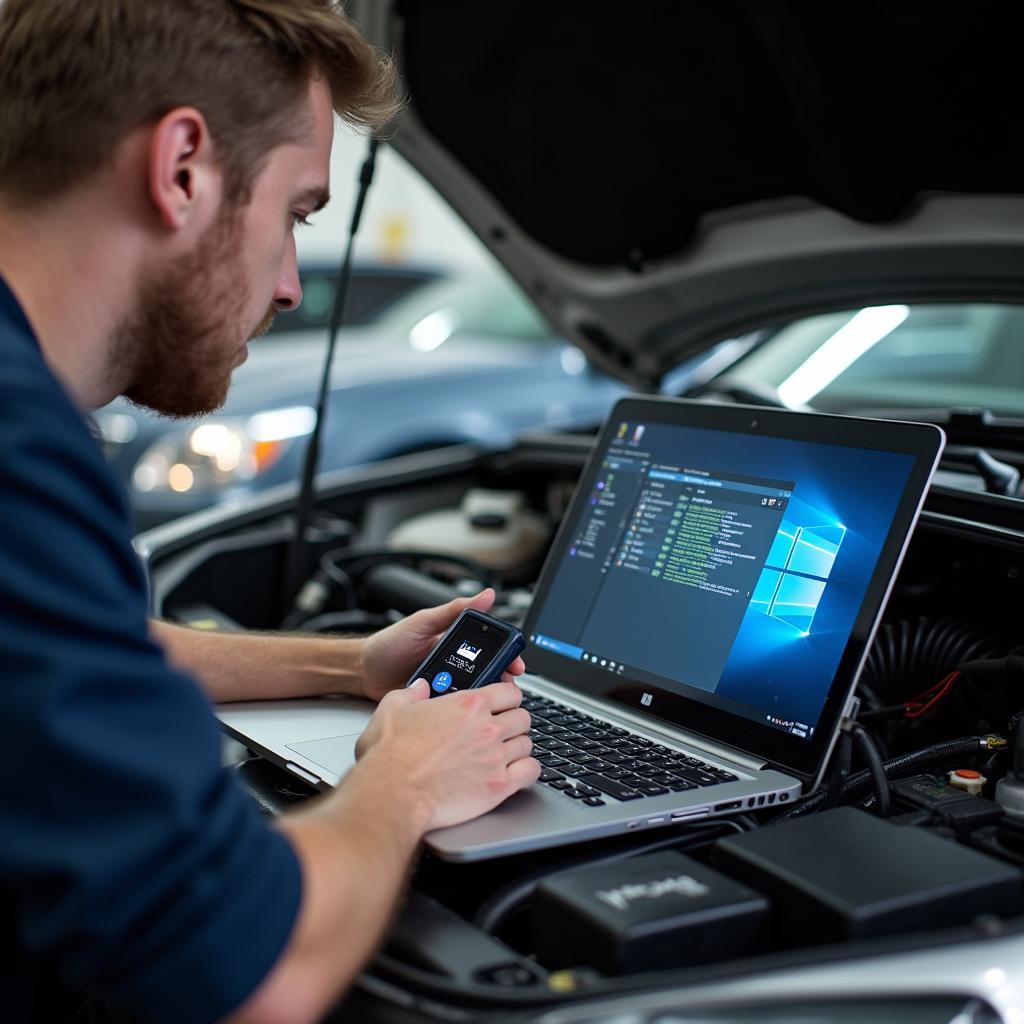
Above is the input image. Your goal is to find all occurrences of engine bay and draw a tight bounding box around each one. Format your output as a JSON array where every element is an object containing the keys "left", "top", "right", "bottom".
[{"left": 141, "top": 431, "right": 1024, "bottom": 1021}]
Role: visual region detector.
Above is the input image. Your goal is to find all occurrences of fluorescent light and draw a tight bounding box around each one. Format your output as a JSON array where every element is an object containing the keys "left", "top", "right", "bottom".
[
  {"left": 777, "top": 305, "right": 910, "bottom": 407},
  {"left": 246, "top": 406, "right": 316, "bottom": 442},
  {"left": 409, "top": 308, "right": 457, "bottom": 352}
]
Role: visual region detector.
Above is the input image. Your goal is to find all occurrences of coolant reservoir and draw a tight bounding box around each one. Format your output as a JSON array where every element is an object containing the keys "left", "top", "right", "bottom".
[{"left": 388, "top": 488, "right": 550, "bottom": 572}]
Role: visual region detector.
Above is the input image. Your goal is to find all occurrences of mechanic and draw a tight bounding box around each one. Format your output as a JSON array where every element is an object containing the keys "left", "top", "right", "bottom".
[{"left": 0, "top": 2, "right": 539, "bottom": 1023}]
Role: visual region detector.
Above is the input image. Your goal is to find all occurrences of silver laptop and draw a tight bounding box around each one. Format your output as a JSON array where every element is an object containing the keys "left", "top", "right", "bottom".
[{"left": 218, "top": 396, "right": 943, "bottom": 861}]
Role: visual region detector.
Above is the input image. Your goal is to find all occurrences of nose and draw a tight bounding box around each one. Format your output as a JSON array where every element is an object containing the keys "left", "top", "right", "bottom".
[{"left": 273, "top": 235, "right": 303, "bottom": 311}]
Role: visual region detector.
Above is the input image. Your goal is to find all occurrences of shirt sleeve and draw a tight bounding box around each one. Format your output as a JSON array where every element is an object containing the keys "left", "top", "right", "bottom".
[{"left": 0, "top": 366, "right": 302, "bottom": 1022}]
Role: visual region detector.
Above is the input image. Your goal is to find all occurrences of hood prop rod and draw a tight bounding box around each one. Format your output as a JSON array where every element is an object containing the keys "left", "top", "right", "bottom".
[{"left": 284, "top": 136, "right": 380, "bottom": 609}]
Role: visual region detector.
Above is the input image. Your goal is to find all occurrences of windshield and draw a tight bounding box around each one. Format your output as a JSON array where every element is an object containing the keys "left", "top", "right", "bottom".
[{"left": 725, "top": 303, "right": 1024, "bottom": 417}]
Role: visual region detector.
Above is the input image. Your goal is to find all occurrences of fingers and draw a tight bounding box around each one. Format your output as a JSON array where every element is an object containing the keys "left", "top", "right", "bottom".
[
  {"left": 404, "top": 678, "right": 430, "bottom": 701},
  {"left": 382, "top": 678, "right": 428, "bottom": 707},
  {"left": 505, "top": 755, "right": 542, "bottom": 792},
  {"left": 502, "top": 734, "right": 533, "bottom": 763},
  {"left": 494, "top": 706, "right": 531, "bottom": 741},
  {"left": 477, "top": 680, "right": 523, "bottom": 713},
  {"left": 506, "top": 656, "right": 526, "bottom": 677},
  {"left": 414, "top": 589, "right": 496, "bottom": 632}
]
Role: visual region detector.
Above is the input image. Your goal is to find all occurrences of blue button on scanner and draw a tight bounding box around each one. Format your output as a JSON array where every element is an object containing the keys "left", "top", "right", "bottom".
[{"left": 431, "top": 671, "right": 453, "bottom": 693}]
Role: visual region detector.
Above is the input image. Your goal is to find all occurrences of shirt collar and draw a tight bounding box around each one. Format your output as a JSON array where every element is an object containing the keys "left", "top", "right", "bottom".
[{"left": 0, "top": 277, "right": 38, "bottom": 344}]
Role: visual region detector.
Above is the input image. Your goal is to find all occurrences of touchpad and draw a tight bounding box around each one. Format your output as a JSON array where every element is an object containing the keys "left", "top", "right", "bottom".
[{"left": 287, "top": 733, "right": 362, "bottom": 779}]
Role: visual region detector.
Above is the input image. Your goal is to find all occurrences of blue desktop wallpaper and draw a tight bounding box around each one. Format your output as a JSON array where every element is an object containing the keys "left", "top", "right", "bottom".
[{"left": 711, "top": 437, "right": 915, "bottom": 733}]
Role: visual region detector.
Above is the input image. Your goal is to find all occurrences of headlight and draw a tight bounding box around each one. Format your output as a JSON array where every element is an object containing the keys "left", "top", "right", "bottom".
[{"left": 131, "top": 406, "right": 315, "bottom": 494}]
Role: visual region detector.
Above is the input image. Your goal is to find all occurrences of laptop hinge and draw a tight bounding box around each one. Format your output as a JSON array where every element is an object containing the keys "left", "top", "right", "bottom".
[{"left": 523, "top": 675, "right": 767, "bottom": 773}]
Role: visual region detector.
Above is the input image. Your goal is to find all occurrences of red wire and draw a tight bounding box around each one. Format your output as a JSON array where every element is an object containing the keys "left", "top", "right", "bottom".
[{"left": 904, "top": 670, "right": 961, "bottom": 719}]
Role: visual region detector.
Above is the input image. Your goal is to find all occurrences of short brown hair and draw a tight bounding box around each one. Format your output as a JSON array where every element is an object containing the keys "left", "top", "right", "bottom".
[{"left": 0, "top": 0, "right": 399, "bottom": 206}]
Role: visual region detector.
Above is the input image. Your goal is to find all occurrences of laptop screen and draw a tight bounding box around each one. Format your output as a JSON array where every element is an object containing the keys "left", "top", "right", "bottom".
[{"left": 523, "top": 397, "right": 943, "bottom": 781}]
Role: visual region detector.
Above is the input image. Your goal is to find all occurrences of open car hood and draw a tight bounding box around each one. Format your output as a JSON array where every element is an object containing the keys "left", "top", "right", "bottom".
[{"left": 350, "top": 1, "right": 1024, "bottom": 388}]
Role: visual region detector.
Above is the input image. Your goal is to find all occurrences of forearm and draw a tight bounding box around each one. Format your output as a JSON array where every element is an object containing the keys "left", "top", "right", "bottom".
[
  {"left": 150, "top": 619, "right": 367, "bottom": 703},
  {"left": 230, "top": 756, "right": 428, "bottom": 1024}
]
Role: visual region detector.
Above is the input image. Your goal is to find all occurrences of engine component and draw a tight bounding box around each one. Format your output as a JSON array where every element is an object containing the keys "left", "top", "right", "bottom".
[
  {"left": 995, "top": 721, "right": 1024, "bottom": 822},
  {"left": 532, "top": 850, "right": 769, "bottom": 975},
  {"left": 948, "top": 768, "right": 987, "bottom": 796},
  {"left": 358, "top": 562, "right": 458, "bottom": 615},
  {"left": 387, "top": 488, "right": 550, "bottom": 572},
  {"left": 711, "top": 807, "right": 1023, "bottom": 944},
  {"left": 889, "top": 774, "right": 1004, "bottom": 839}
]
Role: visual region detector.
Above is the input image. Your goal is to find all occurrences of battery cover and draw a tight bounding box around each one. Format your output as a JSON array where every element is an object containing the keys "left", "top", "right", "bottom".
[
  {"left": 532, "top": 850, "right": 770, "bottom": 974},
  {"left": 711, "top": 806, "right": 1023, "bottom": 944}
]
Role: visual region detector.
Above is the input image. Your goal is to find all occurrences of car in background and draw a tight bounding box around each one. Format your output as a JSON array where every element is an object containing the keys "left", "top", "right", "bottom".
[
  {"left": 97, "top": 267, "right": 627, "bottom": 532},
  {"left": 262, "top": 261, "right": 442, "bottom": 336},
  {"left": 702, "top": 302, "right": 1024, "bottom": 421}
]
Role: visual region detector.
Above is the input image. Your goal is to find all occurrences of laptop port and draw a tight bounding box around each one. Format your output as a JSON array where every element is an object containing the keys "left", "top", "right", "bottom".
[
  {"left": 671, "top": 807, "right": 708, "bottom": 821},
  {"left": 714, "top": 800, "right": 743, "bottom": 812}
]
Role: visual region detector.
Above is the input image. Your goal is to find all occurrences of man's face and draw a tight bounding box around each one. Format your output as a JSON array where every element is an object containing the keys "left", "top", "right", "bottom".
[{"left": 122, "top": 76, "right": 334, "bottom": 418}]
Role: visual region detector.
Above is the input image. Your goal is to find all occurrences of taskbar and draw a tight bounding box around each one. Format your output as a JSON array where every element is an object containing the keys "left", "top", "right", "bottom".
[{"left": 530, "top": 632, "right": 815, "bottom": 741}]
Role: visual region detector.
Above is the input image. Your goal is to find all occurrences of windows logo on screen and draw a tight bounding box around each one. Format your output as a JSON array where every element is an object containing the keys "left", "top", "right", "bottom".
[
  {"left": 750, "top": 523, "right": 846, "bottom": 636},
  {"left": 456, "top": 642, "right": 482, "bottom": 662}
]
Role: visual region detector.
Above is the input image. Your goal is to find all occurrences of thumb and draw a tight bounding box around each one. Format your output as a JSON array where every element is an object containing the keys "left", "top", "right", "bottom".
[
  {"left": 402, "top": 677, "right": 431, "bottom": 702},
  {"left": 416, "top": 588, "right": 496, "bottom": 632}
]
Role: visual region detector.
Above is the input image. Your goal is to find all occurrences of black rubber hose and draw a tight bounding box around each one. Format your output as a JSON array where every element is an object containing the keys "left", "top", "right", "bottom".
[
  {"left": 851, "top": 725, "right": 890, "bottom": 816},
  {"left": 776, "top": 734, "right": 1004, "bottom": 821}
]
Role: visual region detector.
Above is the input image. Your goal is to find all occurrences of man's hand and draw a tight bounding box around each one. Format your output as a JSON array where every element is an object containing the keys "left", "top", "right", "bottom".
[
  {"left": 354, "top": 678, "right": 539, "bottom": 831},
  {"left": 360, "top": 588, "right": 526, "bottom": 702}
]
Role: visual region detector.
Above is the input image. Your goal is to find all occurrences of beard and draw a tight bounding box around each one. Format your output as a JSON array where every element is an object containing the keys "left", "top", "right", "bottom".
[{"left": 118, "top": 210, "right": 275, "bottom": 418}]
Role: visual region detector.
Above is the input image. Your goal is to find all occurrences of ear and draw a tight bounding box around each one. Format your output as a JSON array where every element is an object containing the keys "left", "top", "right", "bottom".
[{"left": 146, "top": 107, "right": 222, "bottom": 232}]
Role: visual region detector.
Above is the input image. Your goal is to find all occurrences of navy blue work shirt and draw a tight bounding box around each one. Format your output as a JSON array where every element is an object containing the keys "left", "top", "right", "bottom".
[{"left": 0, "top": 279, "right": 301, "bottom": 1023}]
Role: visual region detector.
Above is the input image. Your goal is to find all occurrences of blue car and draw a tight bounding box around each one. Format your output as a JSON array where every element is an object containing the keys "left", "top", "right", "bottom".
[{"left": 96, "top": 268, "right": 626, "bottom": 531}]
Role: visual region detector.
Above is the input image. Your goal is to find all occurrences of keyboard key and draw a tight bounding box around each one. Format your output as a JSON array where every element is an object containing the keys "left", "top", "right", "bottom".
[
  {"left": 546, "top": 715, "right": 579, "bottom": 727},
  {"left": 676, "top": 768, "right": 720, "bottom": 787},
  {"left": 549, "top": 779, "right": 572, "bottom": 790},
  {"left": 587, "top": 760, "right": 612, "bottom": 773},
  {"left": 583, "top": 797, "right": 606, "bottom": 807},
  {"left": 711, "top": 770, "right": 739, "bottom": 783},
  {"left": 580, "top": 728, "right": 611, "bottom": 740},
  {"left": 606, "top": 727, "right": 628, "bottom": 737},
  {"left": 602, "top": 753, "right": 628, "bottom": 765},
  {"left": 647, "top": 756, "right": 677, "bottom": 768},
  {"left": 571, "top": 738, "right": 603, "bottom": 751},
  {"left": 634, "top": 737, "right": 654, "bottom": 747},
  {"left": 604, "top": 769, "right": 632, "bottom": 780},
  {"left": 619, "top": 745, "right": 643, "bottom": 757},
  {"left": 536, "top": 754, "right": 568, "bottom": 767},
  {"left": 579, "top": 773, "right": 644, "bottom": 801},
  {"left": 668, "top": 779, "right": 697, "bottom": 792},
  {"left": 561, "top": 765, "right": 591, "bottom": 778},
  {"left": 539, "top": 768, "right": 565, "bottom": 783},
  {"left": 575, "top": 784, "right": 601, "bottom": 797},
  {"left": 534, "top": 722, "right": 562, "bottom": 735},
  {"left": 638, "top": 783, "right": 669, "bottom": 796},
  {"left": 545, "top": 743, "right": 575, "bottom": 756},
  {"left": 564, "top": 789, "right": 585, "bottom": 799}
]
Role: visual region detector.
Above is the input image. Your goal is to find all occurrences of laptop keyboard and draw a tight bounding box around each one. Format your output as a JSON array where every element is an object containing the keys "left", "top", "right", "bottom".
[{"left": 523, "top": 693, "right": 739, "bottom": 808}]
